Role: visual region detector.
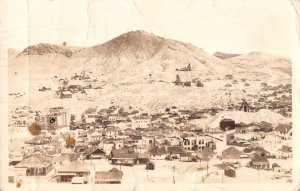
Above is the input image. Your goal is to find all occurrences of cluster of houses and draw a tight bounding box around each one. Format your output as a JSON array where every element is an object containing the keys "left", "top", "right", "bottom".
[
  {"left": 8, "top": 100, "right": 293, "bottom": 184},
  {"left": 9, "top": 105, "right": 224, "bottom": 184},
  {"left": 37, "top": 70, "right": 107, "bottom": 99},
  {"left": 11, "top": 153, "right": 124, "bottom": 184}
]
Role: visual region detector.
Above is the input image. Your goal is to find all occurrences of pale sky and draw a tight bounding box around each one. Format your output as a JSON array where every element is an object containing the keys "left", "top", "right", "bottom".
[{"left": 0, "top": 0, "right": 298, "bottom": 57}]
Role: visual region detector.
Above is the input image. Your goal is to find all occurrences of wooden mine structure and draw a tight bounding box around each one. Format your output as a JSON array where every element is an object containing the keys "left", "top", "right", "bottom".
[{"left": 239, "top": 99, "right": 250, "bottom": 112}]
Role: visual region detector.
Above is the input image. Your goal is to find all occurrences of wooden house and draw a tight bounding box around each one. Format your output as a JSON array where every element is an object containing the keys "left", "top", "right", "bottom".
[
  {"left": 272, "top": 163, "right": 282, "bottom": 172},
  {"left": 224, "top": 166, "right": 236, "bottom": 177},
  {"left": 94, "top": 168, "right": 123, "bottom": 184},
  {"left": 198, "top": 147, "right": 214, "bottom": 161},
  {"left": 110, "top": 148, "right": 139, "bottom": 166},
  {"left": 56, "top": 161, "right": 90, "bottom": 183},
  {"left": 15, "top": 154, "right": 53, "bottom": 176},
  {"left": 148, "top": 147, "right": 167, "bottom": 160},
  {"left": 85, "top": 148, "right": 106, "bottom": 160},
  {"left": 180, "top": 152, "right": 193, "bottom": 162},
  {"left": 221, "top": 147, "right": 242, "bottom": 159},
  {"left": 274, "top": 124, "right": 292, "bottom": 140},
  {"left": 277, "top": 145, "right": 292, "bottom": 159},
  {"left": 166, "top": 146, "right": 186, "bottom": 159},
  {"left": 60, "top": 91, "right": 72, "bottom": 99},
  {"left": 249, "top": 154, "right": 270, "bottom": 170}
]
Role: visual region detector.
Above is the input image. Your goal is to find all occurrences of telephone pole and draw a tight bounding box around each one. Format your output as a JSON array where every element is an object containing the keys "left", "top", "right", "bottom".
[
  {"left": 206, "top": 161, "right": 209, "bottom": 177},
  {"left": 173, "top": 165, "right": 175, "bottom": 184}
]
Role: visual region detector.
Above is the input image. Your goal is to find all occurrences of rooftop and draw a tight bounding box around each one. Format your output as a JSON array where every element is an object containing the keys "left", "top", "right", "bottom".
[
  {"left": 58, "top": 161, "right": 90, "bottom": 172},
  {"left": 15, "top": 154, "right": 52, "bottom": 168},
  {"left": 95, "top": 167, "right": 123, "bottom": 180}
]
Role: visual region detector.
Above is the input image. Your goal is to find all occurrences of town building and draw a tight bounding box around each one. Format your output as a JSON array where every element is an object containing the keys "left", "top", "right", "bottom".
[
  {"left": 108, "top": 114, "right": 126, "bottom": 123},
  {"left": 249, "top": 154, "right": 270, "bottom": 170},
  {"left": 95, "top": 168, "right": 123, "bottom": 184},
  {"left": 60, "top": 91, "right": 73, "bottom": 99},
  {"left": 142, "top": 136, "right": 155, "bottom": 150},
  {"left": 131, "top": 116, "right": 151, "bottom": 129},
  {"left": 56, "top": 161, "right": 90, "bottom": 183},
  {"left": 45, "top": 107, "right": 70, "bottom": 134},
  {"left": 110, "top": 148, "right": 149, "bottom": 165},
  {"left": 221, "top": 147, "right": 242, "bottom": 159},
  {"left": 277, "top": 145, "right": 292, "bottom": 159},
  {"left": 274, "top": 124, "right": 292, "bottom": 140},
  {"left": 148, "top": 147, "right": 168, "bottom": 160},
  {"left": 182, "top": 135, "right": 209, "bottom": 151},
  {"left": 224, "top": 166, "right": 236, "bottom": 177},
  {"left": 104, "top": 127, "right": 120, "bottom": 139},
  {"left": 82, "top": 113, "right": 98, "bottom": 124},
  {"left": 220, "top": 119, "right": 235, "bottom": 131},
  {"left": 15, "top": 154, "right": 53, "bottom": 176}
]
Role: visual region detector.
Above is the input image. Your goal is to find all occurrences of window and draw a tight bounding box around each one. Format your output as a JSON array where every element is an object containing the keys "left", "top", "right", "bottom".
[{"left": 149, "top": 140, "right": 152, "bottom": 144}]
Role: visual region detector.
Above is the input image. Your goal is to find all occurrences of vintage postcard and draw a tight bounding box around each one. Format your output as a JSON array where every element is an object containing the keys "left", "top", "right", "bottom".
[{"left": 0, "top": 0, "right": 300, "bottom": 191}]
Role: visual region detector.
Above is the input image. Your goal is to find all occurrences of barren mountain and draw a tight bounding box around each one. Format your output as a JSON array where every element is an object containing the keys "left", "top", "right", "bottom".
[
  {"left": 18, "top": 43, "right": 83, "bottom": 57},
  {"left": 9, "top": 30, "right": 292, "bottom": 112},
  {"left": 227, "top": 51, "right": 291, "bottom": 69},
  {"left": 226, "top": 51, "right": 291, "bottom": 83},
  {"left": 76, "top": 30, "right": 167, "bottom": 59},
  {"left": 72, "top": 30, "right": 228, "bottom": 73}
]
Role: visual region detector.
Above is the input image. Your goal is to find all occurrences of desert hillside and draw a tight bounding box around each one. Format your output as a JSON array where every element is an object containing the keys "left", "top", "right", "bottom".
[{"left": 8, "top": 30, "right": 292, "bottom": 114}]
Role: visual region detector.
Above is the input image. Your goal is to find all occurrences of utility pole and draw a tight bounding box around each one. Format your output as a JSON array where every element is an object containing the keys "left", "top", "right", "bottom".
[
  {"left": 274, "top": 132, "right": 277, "bottom": 148},
  {"left": 173, "top": 165, "right": 175, "bottom": 184},
  {"left": 206, "top": 161, "right": 209, "bottom": 177}
]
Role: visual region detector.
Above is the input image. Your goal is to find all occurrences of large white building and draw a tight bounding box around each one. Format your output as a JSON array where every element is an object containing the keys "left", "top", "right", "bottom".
[
  {"left": 142, "top": 136, "right": 155, "bottom": 150},
  {"left": 182, "top": 134, "right": 213, "bottom": 151},
  {"left": 131, "top": 116, "right": 151, "bottom": 129},
  {"left": 45, "top": 107, "right": 70, "bottom": 134},
  {"left": 108, "top": 114, "right": 126, "bottom": 122},
  {"left": 82, "top": 113, "right": 98, "bottom": 124}
]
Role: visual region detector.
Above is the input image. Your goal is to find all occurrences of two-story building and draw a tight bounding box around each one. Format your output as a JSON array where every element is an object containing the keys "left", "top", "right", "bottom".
[
  {"left": 82, "top": 113, "right": 98, "bottom": 124},
  {"left": 182, "top": 134, "right": 210, "bottom": 151},
  {"left": 142, "top": 136, "right": 155, "bottom": 150},
  {"left": 108, "top": 114, "right": 126, "bottom": 123},
  {"left": 103, "top": 127, "right": 120, "bottom": 139},
  {"left": 131, "top": 116, "right": 151, "bottom": 129}
]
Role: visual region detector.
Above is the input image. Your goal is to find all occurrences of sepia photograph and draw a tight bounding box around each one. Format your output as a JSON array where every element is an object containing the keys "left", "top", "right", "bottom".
[{"left": 1, "top": 0, "right": 300, "bottom": 191}]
